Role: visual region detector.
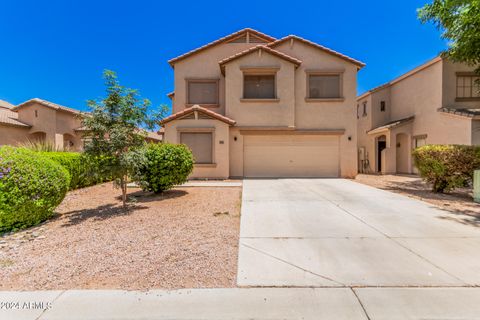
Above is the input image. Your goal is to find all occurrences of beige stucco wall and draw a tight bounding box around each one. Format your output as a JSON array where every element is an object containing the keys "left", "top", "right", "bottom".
[
  {"left": 229, "top": 127, "right": 244, "bottom": 178},
  {"left": 472, "top": 120, "right": 480, "bottom": 145},
  {"left": 163, "top": 118, "right": 230, "bottom": 179},
  {"left": 172, "top": 43, "right": 255, "bottom": 116},
  {"left": 370, "top": 87, "right": 391, "bottom": 129},
  {"left": 0, "top": 125, "right": 30, "bottom": 146},
  {"left": 224, "top": 51, "right": 296, "bottom": 127},
  {"left": 356, "top": 96, "right": 375, "bottom": 173}
]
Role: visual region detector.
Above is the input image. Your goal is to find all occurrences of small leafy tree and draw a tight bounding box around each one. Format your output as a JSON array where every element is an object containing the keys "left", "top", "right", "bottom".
[
  {"left": 418, "top": 0, "right": 480, "bottom": 77},
  {"left": 82, "top": 70, "right": 167, "bottom": 207}
]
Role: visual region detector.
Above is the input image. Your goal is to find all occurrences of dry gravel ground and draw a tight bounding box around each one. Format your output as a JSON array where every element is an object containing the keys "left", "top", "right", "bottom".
[
  {"left": 355, "top": 174, "right": 480, "bottom": 220},
  {"left": 0, "top": 183, "right": 241, "bottom": 290}
]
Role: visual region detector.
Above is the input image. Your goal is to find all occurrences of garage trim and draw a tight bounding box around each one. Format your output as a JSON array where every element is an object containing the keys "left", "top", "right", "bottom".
[{"left": 239, "top": 128, "right": 345, "bottom": 135}]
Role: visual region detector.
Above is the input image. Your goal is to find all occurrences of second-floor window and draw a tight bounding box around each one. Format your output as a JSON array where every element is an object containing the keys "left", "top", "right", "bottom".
[
  {"left": 363, "top": 102, "right": 367, "bottom": 117},
  {"left": 380, "top": 101, "right": 386, "bottom": 112},
  {"left": 187, "top": 79, "right": 219, "bottom": 106},
  {"left": 456, "top": 74, "right": 480, "bottom": 100},
  {"left": 243, "top": 75, "right": 275, "bottom": 99},
  {"left": 308, "top": 74, "right": 341, "bottom": 99}
]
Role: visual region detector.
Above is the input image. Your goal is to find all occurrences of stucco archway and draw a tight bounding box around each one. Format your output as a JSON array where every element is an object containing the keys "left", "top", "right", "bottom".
[
  {"left": 63, "top": 133, "right": 76, "bottom": 151},
  {"left": 28, "top": 131, "right": 46, "bottom": 143}
]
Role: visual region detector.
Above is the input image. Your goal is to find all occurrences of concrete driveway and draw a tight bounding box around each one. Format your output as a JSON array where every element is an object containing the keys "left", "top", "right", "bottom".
[{"left": 238, "top": 179, "right": 480, "bottom": 287}]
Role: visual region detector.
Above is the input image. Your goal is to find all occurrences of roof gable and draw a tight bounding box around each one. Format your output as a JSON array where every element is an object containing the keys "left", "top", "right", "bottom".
[
  {"left": 13, "top": 98, "right": 80, "bottom": 115},
  {"left": 0, "top": 99, "right": 15, "bottom": 110},
  {"left": 160, "top": 105, "right": 236, "bottom": 126},
  {"left": 268, "top": 35, "right": 365, "bottom": 68},
  {"left": 168, "top": 28, "right": 276, "bottom": 66},
  {"left": 219, "top": 45, "right": 302, "bottom": 73}
]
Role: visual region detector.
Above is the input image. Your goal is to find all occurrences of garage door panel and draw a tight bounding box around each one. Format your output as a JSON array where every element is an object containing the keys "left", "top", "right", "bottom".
[{"left": 244, "top": 135, "right": 339, "bottom": 178}]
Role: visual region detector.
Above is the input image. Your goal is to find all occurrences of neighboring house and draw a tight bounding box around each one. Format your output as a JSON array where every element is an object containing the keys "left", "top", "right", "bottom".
[
  {"left": 0, "top": 98, "right": 162, "bottom": 150},
  {"left": 357, "top": 57, "right": 480, "bottom": 174},
  {"left": 161, "top": 28, "right": 365, "bottom": 179}
]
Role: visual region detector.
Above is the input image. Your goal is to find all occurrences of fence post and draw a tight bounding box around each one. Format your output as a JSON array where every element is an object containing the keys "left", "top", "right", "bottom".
[{"left": 474, "top": 170, "right": 480, "bottom": 203}]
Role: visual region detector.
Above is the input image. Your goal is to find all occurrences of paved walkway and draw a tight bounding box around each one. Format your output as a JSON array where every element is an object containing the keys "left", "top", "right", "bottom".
[
  {"left": 238, "top": 179, "right": 480, "bottom": 287},
  {"left": 4, "top": 288, "right": 480, "bottom": 320}
]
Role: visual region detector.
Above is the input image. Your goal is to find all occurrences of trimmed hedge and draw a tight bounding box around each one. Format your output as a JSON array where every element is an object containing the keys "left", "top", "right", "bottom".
[
  {"left": 412, "top": 145, "right": 480, "bottom": 193},
  {"left": 139, "top": 143, "right": 194, "bottom": 193},
  {"left": 39, "top": 152, "right": 113, "bottom": 190},
  {"left": 0, "top": 147, "right": 70, "bottom": 233}
]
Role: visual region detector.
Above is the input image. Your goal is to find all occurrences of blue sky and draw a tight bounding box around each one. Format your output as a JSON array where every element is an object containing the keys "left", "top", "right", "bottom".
[{"left": 0, "top": 0, "right": 446, "bottom": 113}]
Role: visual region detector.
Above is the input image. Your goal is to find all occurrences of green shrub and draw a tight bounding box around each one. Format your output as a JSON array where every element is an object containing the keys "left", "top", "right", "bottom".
[
  {"left": 139, "top": 143, "right": 194, "bottom": 193},
  {"left": 39, "top": 152, "right": 113, "bottom": 190},
  {"left": 412, "top": 145, "right": 480, "bottom": 193},
  {"left": 0, "top": 147, "right": 70, "bottom": 233}
]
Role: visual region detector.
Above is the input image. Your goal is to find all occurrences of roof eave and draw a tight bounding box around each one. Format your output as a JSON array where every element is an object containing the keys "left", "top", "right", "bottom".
[
  {"left": 268, "top": 35, "right": 365, "bottom": 68},
  {"left": 219, "top": 46, "right": 302, "bottom": 75},
  {"left": 168, "top": 28, "right": 277, "bottom": 67}
]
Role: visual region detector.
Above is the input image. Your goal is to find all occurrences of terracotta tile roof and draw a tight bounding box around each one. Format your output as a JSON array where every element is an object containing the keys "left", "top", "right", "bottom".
[
  {"left": 167, "top": 91, "right": 175, "bottom": 98},
  {"left": 438, "top": 107, "right": 480, "bottom": 118},
  {"left": 159, "top": 105, "right": 236, "bottom": 126},
  {"left": 76, "top": 127, "right": 164, "bottom": 141},
  {"left": 168, "top": 28, "right": 276, "bottom": 66},
  {"left": 219, "top": 45, "right": 302, "bottom": 71},
  {"left": 0, "top": 108, "right": 31, "bottom": 127},
  {"left": 267, "top": 35, "right": 365, "bottom": 68},
  {"left": 357, "top": 56, "right": 442, "bottom": 100},
  {"left": 144, "top": 131, "right": 163, "bottom": 141},
  {"left": 13, "top": 98, "right": 81, "bottom": 114},
  {"left": 367, "top": 116, "right": 415, "bottom": 134},
  {"left": 0, "top": 99, "right": 15, "bottom": 110}
]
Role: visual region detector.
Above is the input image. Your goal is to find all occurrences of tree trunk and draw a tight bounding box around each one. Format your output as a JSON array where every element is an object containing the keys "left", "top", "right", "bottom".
[{"left": 120, "top": 175, "right": 127, "bottom": 208}]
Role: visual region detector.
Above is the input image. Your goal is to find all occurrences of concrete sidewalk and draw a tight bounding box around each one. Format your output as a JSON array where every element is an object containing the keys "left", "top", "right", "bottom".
[{"left": 2, "top": 288, "right": 480, "bottom": 320}]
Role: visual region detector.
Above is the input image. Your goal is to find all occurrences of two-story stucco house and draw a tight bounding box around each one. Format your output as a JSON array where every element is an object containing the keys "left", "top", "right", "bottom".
[
  {"left": 160, "top": 28, "right": 365, "bottom": 179},
  {"left": 0, "top": 98, "right": 86, "bottom": 151},
  {"left": 357, "top": 56, "right": 480, "bottom": 174},
  {"left": 0, "top": 98, "right": 162, "bottom": 150}
]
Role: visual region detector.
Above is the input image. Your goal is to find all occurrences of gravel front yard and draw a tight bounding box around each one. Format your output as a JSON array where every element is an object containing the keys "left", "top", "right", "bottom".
[
  {"left": 355, "top": 174, "right": 480, "bottom": 219},
  {"left": 0, "top": 183, "right": 241, "bottom": 290}
]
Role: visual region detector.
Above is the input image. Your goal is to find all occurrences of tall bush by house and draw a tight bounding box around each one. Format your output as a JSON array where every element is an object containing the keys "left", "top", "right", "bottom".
[
  {"left": 0, "top": 146, "right": 70, "bottom": 233},
  {"left": 40, "top": 152, "right": 113, "bottom": 190},
  {"left": 138, "top": 143, "right": 194, "bottom": 193},
  {"left": 412, "top": 145, "right": 480, "bottom": 193}
]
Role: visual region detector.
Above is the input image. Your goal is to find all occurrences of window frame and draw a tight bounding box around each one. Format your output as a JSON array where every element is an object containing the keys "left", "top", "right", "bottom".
[
  {"left": 178, "top": 128, "right": 216, "bottom": 166},
  {"left": 413, "top": 134, "right": 427, "bottom": 149},
  {"left": 456, "top": 72, "right": 480, "bottom": 101},
  {"left": 241, "top": 71, "right": 277, "bottom": 101},
  {"left": 305, "top": 70, "right": 344, "bottom": 102},
  {"left": 380, "top": 101, "right": 386, "bottom": 112},
  {"left": 362, "top": 102, "right": 367, "bottom": 117},
  {"left": 185, "top": 78, "right": 220, "bottom": 107}
]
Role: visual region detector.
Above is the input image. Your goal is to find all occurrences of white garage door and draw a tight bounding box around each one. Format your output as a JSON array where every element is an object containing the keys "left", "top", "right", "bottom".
[{"left": 244, "top": 135, "right": 340, "bottom": 178}]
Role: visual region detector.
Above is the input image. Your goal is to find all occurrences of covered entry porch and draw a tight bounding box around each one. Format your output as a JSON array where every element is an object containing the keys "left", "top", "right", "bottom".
[{"left": 367, "top": 116, "right": 417, "bottom": 174}]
